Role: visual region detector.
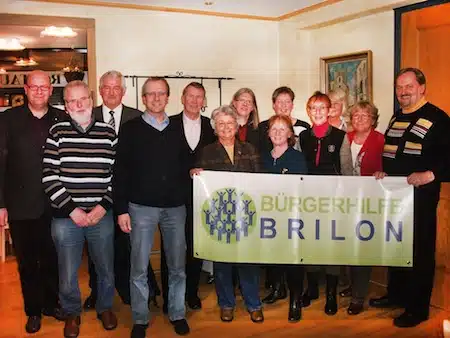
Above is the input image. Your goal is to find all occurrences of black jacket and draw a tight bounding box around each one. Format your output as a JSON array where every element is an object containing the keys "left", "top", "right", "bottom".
[
  {"left": 0, "top": 104, "right": 66, "bottom": 220},
  {"left": 169, "top": 112, "right": 216, "bottom": 202},
  {"left": 299, "top": 126, "right": 347, "bottom": 175}
]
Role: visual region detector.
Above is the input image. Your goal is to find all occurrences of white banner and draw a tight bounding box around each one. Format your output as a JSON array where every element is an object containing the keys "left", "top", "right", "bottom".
[{"left": 193, "top": 171, "right": 414, "bottom": 267}]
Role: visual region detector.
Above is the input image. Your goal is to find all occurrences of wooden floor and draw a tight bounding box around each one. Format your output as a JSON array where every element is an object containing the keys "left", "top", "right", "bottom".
[{"left": 0, "top": 258, "right": 448, "bottom": 338}]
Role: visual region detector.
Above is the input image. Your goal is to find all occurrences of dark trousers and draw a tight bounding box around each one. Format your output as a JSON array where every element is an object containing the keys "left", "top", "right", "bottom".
[
  {"left": 349, "top": 266, "right": 371, "bottom": 303},
  {"left": 9, "top": 212, "right": 59, "bottom": 317},
  {"left": 161, "top": 202, "right": 202, "bottom": 303},
  {"left": 386, "top": 190, "right": 438, "bottom": 318},
  {"left": 87, "top": 223, "right": 160, "bottom": 303},
  {"left": 266, "top": 265, "right": 305, "bottom": 294}
]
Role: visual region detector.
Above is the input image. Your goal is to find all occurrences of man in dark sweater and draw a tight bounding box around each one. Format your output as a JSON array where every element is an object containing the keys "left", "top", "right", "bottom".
[
  {"left": 369, "top": 68, "right": 450, "bottom": 328},
  {"left": 114, "top": 77, "right": 190, "bottom": 337},
  {"left": 42, "top": 80, "right": 118, "bottom": 338},
  {"left": 83, "top": 70, "right": 161, "bottom": 311},
  {"left": 0, "top": 70, "right": 65, "bottom": 334}
]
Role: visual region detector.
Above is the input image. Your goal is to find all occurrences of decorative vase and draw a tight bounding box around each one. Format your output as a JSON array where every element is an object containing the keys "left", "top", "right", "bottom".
[{"left": 64, "top": 71, "right": 85, "bottom": 83}]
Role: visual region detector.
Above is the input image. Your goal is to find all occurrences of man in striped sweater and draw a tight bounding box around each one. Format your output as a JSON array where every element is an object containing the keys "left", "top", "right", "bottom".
[{"left": 42, "top": 80, "right": 118, "bottom": 338}]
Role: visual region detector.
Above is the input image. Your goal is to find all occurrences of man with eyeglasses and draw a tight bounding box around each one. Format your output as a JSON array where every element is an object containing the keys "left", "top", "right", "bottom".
[
  {"left": 83, "top": 70, "right": 161, "bottom": 312},
  {"left": 114, "top": 77, "right": 190, "bottom": 337},
  {"left": 0, "top": 70, "right": 66, "bottom": 334},
  {"left": 42, "top": 80, "right": 118, "bottom": 337}
]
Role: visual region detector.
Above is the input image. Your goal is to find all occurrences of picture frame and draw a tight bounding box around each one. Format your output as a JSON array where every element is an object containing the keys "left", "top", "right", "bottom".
[{"left": 320, "top": 50, "right": 373, "bottom": 107}]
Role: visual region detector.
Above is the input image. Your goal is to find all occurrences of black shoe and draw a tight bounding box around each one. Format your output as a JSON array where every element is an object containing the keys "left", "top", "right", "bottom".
[
  {"left": 347, "top": 302, "right": 364, "bottom": 315},
  {"left": 393, "top": 311, "right": 427, "bottom": 328},
  {"left": 368, "top": 295, "right": 400, "bottom": 308},
  {"left": 83, "top": 294, "right": 96, "bottom": 311},
  {"left": 131, "top": 324, "right": 148, "bottom": 338},
  {"left": 43, "top": 306, "right": 66, "bottom": 321},
  {"left": 301, "top": 288, "right": 319, "bottom": 308},
  {"left": 170, "top": 319, "right": 190, "bottom": 335},
  {"left": 324, "top": 274, "right": 338, "bottom": 316},
  {"left": 262, "top": 285, "right": 287, "bottom": 304},
  {"left": 25, "top": 316, "right": 41, "bottom": 334},
  {"left": 187, "top": 296, "right": 202, "bottom": 310},
  {"left": 339, "top": 286, "right": 352, "bottom": 297},
  {"left": 288, "top": 295, "right": 302, "bottom": 322}
]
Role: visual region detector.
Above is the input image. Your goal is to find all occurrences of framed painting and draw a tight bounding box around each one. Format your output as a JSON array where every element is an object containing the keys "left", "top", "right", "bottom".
[{"left": 320, "top": 50, "right": 373, "bottom": 107}]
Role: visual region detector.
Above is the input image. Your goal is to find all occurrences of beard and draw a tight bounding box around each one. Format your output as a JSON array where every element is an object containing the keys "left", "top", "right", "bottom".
[{"left": 70, "top": 110, "right": 92, "bottom": 126}]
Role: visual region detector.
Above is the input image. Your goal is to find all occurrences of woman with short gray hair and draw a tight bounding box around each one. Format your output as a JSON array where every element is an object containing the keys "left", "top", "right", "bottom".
[{"left": 190, "top": 104, "right": 263, "bottom": 324}]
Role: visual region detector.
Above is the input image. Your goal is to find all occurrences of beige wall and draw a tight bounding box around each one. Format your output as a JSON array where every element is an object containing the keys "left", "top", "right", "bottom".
[
  {"left": 280, "top": 11, "right": 395, "bottom": 132},
  {"left": 3, "top": 1, "right": 279, "bottom": 119},
  {"left": 4, "top": 1, "right": 402, "bottom": 128}
]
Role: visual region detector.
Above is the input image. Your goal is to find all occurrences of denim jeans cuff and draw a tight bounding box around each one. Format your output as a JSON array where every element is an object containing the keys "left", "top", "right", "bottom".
[{"left": 247, "top": 306, "right": 262, "bottom": 312}]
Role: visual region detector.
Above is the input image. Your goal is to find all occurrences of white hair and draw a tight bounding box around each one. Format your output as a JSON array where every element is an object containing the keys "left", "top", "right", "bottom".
[{"left": 99, "top": 70, "right": 126, "bottom": 90}]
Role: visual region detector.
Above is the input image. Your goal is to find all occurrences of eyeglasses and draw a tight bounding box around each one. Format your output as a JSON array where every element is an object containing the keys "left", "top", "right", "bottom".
[
  {"left": 352, "top": 113, "right": 371, "bottom": 120},
  {"left": 237, "top": 99, "right": 253, "bottom": 105},
  {"left": 144, "top": 91, "right": 167, "bottom": 98},
  {"left": 27, "top": 85, "right": 50, "bottom": 92},
  {"left": 65, "top": 96, "right": 91, "bottom": 106},
  {"left": 308, "top": 106, "right": 329, "bottom": 113},
  {"left": 216, "top": 121, "right": 236, "bottom": 129}
]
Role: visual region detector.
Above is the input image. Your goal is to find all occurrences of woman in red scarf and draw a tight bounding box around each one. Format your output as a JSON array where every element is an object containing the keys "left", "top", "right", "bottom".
[{"left": 298, "top": 91, "right": 353, "bottom": 315}]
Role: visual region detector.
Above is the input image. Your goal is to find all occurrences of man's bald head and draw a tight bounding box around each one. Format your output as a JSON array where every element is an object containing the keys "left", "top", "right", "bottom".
[{"left": 24, "top": 70, "right": 53, "bottom": 112}]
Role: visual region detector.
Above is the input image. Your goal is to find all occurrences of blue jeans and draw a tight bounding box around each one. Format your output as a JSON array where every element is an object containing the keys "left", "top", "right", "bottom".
[
  {"left": 51, "top": 211, "right": 115, "bottom": 316},
  {"left": 214, "top": 262, "right": 261, "bottom": 311},
  {"left": 129, "top": 203, "right": 186, "bottom": 324}
]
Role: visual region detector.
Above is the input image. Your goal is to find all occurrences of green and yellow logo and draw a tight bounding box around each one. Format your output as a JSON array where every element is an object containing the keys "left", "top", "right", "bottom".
[{"left": 201, "top": 188, "right": 257, "bottom": 243}]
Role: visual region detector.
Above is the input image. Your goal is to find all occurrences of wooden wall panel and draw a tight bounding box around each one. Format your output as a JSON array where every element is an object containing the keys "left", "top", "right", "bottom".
[{"left": 401, "top": 2, "right": 450, "bottom": 310}]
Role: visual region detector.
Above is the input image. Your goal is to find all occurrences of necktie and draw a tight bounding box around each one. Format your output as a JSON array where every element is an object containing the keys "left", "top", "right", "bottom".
[{"left": 108, "top": 111, "right": 115, "bottom": 130}]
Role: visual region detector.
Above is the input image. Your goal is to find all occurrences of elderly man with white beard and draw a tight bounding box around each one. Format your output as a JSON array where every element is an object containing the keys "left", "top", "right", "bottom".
[{"left": 42, "top": 80, "right": 118, "bottom": 338}]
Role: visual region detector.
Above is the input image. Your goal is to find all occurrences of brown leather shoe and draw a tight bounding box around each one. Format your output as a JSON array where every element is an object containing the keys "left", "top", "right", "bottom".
[
  {"left": 249, "top": 309, "right": 264, "bottom": 323},
  {"left": 64, "top": 316, "right": 81, "bottom": 338},
  {"left": 220, "top": 308, "right": 234, "bottom": 322},
  {"left": 97, "top": 310, "right": 117, "bottom": 330}
]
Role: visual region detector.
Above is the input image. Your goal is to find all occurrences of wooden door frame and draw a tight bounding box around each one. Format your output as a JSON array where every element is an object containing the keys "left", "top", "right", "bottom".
[
  {"left": 0, "top": 13, "right": 97, "bottom": 105},
  {"left": 394, "top": 0, "right": 450, "bottom": 110}
]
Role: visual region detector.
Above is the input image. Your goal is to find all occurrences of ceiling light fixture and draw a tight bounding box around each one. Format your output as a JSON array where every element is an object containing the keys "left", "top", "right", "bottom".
[
  {"left": 14, "top": 58, "right": 39, "bottom": 67},
  {"left": 0, "top": 38, "right": 25, "bottom": 51},
  {"left": 204, "top": 1, "right": 214, "bottom": 6},
  {"left": 40, "top": 26, "right": 77, "bottom": 38}
]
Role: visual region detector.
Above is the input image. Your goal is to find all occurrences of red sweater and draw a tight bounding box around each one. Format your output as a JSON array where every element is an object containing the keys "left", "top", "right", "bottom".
[{"left": 347, "top": 129, "right": 384, "bottom": 176}]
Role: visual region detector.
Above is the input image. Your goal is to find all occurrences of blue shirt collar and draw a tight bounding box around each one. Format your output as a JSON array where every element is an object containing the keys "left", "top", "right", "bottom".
[{"left": 142, "top": 111, "right": 170, "bottom": 131}]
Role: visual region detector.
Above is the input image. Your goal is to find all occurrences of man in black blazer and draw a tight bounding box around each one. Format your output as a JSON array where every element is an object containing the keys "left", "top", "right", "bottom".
[
  {"left": 0, "top": 70, "right": 66, "bottom": 333},
  {"left": 84, "top": 70, "right": 160, "bottom": 309},
  {"left": 160, "top": 82, "right": 216, "bottom": 311}
]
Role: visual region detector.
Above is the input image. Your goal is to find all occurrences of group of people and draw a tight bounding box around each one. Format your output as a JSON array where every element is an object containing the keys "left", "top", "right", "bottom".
[{"left": 0, "top": 67, "right": 448, "bottom": 338}]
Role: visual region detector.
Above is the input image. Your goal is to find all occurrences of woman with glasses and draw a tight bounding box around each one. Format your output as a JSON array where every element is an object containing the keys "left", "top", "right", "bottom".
[
  {"left": 298, "top": 91, "right": 353, "bottom": 315},
  {"left": 190, "top": 105, "right": 263, "bottom": 324},
  {"left": 230, "top": 88, "right": 260, "bottom": 149},
  {"left": 339, "top": 101, "right": 384, "bottom": 315}
]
